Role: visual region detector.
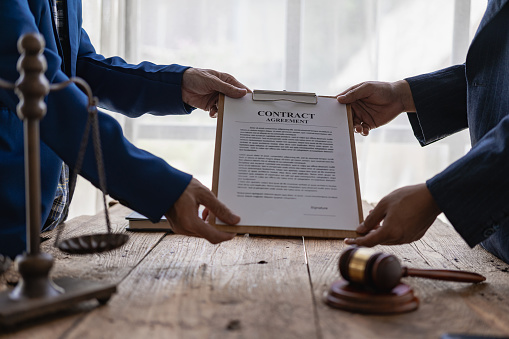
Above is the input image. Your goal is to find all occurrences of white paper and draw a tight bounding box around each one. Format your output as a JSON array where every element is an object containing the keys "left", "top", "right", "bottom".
[{"left": 216, "top": 95, "right": 359, "bottom": 230}]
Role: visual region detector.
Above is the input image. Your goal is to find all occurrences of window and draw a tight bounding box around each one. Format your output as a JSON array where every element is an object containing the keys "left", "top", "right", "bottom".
[{"left": 69, "top": 0, "right": 487, "bottom": 218}]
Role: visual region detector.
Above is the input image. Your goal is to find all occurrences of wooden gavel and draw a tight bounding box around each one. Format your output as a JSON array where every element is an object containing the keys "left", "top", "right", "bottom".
[{"left": 339, "top": 247, "right": 486, "bottom": 292}]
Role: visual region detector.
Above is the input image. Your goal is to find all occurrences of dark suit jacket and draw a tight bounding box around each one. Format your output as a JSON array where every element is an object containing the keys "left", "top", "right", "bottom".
[
  {"left": 406, "top": 0, "right": 509, "bottom": 249},
  {"left": 0, "top": 0, "right": 193, "bottom": 257}
]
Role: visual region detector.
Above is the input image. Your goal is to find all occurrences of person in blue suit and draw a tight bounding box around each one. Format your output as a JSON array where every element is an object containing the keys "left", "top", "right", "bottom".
[
  {"left": 338, "top": 0, "right": 509, "bottom": 264},
  {"left": 0, "top": 0, "right": 248, "bottom": 258}
]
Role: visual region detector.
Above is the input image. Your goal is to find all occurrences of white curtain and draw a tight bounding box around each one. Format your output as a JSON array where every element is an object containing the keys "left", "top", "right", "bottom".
[{"left": 69, "top": 0, "right": 487, "bottom": 219}]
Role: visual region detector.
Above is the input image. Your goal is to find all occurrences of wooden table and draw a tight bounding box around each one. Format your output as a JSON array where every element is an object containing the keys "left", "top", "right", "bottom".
[{"left": 1, "top": 202, "right": 509, "bottom": 339}]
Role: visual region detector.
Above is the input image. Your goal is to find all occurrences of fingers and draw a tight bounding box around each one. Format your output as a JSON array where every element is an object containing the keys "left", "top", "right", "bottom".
[
  {"left": 216, "top": 80, "right": 248, "bottom": 99},
  {"left": 166, "top": 178, "right": 239, "bottom": 244},
  {"left": 169, "top": 214, "right": 235, "bottom": 244},
  {"left": 353, "top": 123, "right": 370, "bottom": 136},
  {"left": 202, "top": 208, "right": 210, "bottom": 221},
  {"left": 352, "top": 115, "right": 363, "bottom": 133},
  {"left": 205, "top": 70, "right": 249, "bottom": 116},
  {"left": 209, "top": 110, "right": 218, "bottom": 118},
  {"left": 337, "top": 82, "right": 371, "bottom": 104},
  {"left": 345, "top": 228, "right": 391, "bottom": 247},
  {"left": 344, "top": 184, "right": 439, "bottom": 248},
  {"left": 191, "top": 187, "right": 240, "bottom": 243},
  {"left": 216, "top": 71, "right": 251, "bottom": 93},
  {"left": 350, "top": 101, "right": 376, "bottom": 132},
  {"left": 347, "top": 103, "right": 370, "bottom": 136},
  {"left": 359, "top": 202, "right": 387, "bottom": 235},
  {"left": 199, "top": 187, "right": 241, "bottom": 225},
  {"left": 344, "top": 200, "right": 388, "bottom": 247},
  {"left": 181, "top": 68, "right": 250, "bottom": 113},
  {"left": 182, "top": 218, "right": 236, "bottom": 244},
  {"left": 209, "top": 103, "right": 219, "bottom": 118},
  {"left": 209, "top": 70, "right": 249, "bottom": 98},
  {"left": 353, "top": 122, "right": 371, "bottom": 136},
  {"left": 338, "top": 83, "right": 377, "bottom": 136},
  {"left": 354, "top": 100, "right": 377, "bottom": 128},
  {"left": 337, "top": 82, "right": 364, "bottom": 98},
  {"left": 361, "top": 123, "right": 371, "bottom": 136}
]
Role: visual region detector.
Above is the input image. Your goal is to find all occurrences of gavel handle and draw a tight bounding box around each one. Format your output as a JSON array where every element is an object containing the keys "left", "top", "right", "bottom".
[{"left": 403, "top": 267, "right": 486, "bottom": 283}]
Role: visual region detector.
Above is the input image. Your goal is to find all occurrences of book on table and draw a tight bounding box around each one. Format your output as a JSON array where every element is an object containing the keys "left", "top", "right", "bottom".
[
  {"left": 125, "top": 211, "right": 172, "bottom": 231},
  {"left": 210, "top": 90, "right": 363, "bottom": 238}
]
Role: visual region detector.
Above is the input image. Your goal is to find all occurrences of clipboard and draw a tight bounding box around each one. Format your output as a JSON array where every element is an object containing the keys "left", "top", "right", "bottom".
[{"left": 211, "top": 90, "right": 363, "bottom": 238}]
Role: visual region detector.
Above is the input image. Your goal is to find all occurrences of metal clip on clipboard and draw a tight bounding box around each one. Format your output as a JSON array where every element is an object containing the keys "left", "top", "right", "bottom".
[{"left": 252, "top": 90, "right": 318, "bottom": 104}]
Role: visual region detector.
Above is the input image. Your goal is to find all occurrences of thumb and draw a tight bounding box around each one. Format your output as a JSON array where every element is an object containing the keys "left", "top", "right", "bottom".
[
  {"left": 360, "top": 202, "right": 386, "bottom": 233},
  {"left": 346, "top": 228, "right": 386, "bottom": 247},
  {"left": 337, "top": 83, "right": 371, "bottom": 104},
  {"left": 213, "top": 78, "right": 248, "bottom": 99},
  {"left": 201, "top": 190, "right": 241, "bottom": 225},
  {"left": 224, "top": 85, "right": 248, "bottom": 99}
]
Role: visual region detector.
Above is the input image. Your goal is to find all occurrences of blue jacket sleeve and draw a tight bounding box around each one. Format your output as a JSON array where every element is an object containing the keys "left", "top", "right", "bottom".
[
  {"left": 0, "top": 0, "right": 192, "bottom": 226},
  {"left": 76, "top": 28, "right": 194, "bottom": 117},
  {"left": 42, "top": 77, "right": 193, "bottom": 222}
]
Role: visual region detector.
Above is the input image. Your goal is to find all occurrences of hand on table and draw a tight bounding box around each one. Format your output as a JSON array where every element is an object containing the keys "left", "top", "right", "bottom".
[
  {"left": 182, "top": 68, "right": 250, "bottom": 117},
  {"left": 336, "top": 80, "right": 416, "bottom": 136},
  {"left": 345, "top": 184, "right": 441, "bottom": 247},
  {"left": 165, "top": 178, "right": 239, "bottom": 244}
]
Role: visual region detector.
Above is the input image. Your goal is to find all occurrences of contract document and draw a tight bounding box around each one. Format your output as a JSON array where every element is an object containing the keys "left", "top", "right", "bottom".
[{"left": 211, "top": 91, "right": 362, "bottom": 238}]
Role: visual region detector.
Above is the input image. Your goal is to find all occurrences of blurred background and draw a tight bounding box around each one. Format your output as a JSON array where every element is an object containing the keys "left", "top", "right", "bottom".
[{"left": 69, "top": 0, "right": 487, "bottom": 219}]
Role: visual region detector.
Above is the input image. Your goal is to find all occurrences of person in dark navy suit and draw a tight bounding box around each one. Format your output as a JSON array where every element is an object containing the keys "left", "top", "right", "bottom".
[
  {"left": 338, "top": 0, "right": 509, "bottom": 264},
  {"left": 0, "top": 0, "right": 248, "bottom": 258}
]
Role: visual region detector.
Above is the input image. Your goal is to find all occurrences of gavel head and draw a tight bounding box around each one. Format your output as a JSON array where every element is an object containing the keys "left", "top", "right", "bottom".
[{"left": 339, "top": 247, "right": 403, "bottom": 292}]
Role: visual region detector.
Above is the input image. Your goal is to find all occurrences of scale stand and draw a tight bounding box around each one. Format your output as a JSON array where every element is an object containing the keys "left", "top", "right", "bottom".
[{"left": 0, "top": 34, "right": 117, "bottom": 327}]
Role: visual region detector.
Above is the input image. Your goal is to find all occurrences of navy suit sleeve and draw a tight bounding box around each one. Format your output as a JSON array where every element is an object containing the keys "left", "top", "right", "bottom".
[
  {"left": 404, "top": 64, "right": 509, "bottom": 248},
  {"left": 76, "top": 28, "right": 194, "bottom": 117},
  {"left": 405, "top": 64, "right": 468, "bottom": 146},
  {"left": 425, "top": 116, "right": 509, "bottom": 247}
]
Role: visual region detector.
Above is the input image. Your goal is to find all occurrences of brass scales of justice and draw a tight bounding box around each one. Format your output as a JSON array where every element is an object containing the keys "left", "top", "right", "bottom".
[{"left": 0, "top": 33, "right": 129, "bottom": 327}]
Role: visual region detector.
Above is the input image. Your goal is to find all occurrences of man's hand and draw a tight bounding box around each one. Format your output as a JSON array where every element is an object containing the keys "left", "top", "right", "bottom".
[
  {"left": 182, "top": 68, "right": 250, "bottom": 117},
  {"left": 345, "top": 184, "right": 441, "bottom": 247},
  {"left": 336, "top": 80, "right": 416, "bottom": 136},
  {"left": 165, "top": 178, "right": 240, "bottom": 244}
]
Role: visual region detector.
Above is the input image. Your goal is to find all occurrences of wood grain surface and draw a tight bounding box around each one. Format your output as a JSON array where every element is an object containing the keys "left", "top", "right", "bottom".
[{"left": 1, "top": 202, "right": 508, "bottom": 338}]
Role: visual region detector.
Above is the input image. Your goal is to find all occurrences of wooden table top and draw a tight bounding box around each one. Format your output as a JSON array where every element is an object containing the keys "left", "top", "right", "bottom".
[{"left": 1, "top": 202, "right": 509, "bottom": 339}]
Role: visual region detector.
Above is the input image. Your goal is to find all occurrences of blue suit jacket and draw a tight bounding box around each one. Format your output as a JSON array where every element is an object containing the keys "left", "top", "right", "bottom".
[
  {"left": 0, "top": 0, "right": 193, "bottom": 257},
  {"left": 406, "top": 0, "right": 509, "bottom": 250}
]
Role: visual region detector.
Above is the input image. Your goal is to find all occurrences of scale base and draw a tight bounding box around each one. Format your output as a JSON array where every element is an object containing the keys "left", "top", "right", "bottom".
[
  {"left": 0, "top": 277, "right": 116, "bottom": 327},
  {"left": 325, "top": 279, "right": 419, "bottom": 314}
]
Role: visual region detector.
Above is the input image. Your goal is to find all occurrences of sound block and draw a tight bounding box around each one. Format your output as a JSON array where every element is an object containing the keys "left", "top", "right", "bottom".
[{"left": 324, "top": 279, "right": 419, "bottom": 314}]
